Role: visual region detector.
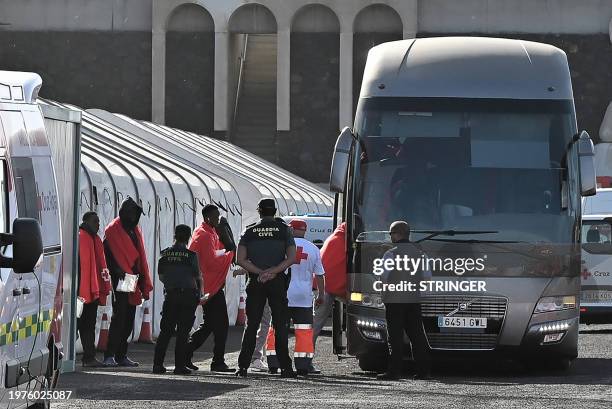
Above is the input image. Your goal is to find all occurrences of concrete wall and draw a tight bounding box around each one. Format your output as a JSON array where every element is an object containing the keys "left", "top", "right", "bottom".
[
  {"left": 0, "top": 0, "right": 153, "bottom": 31},
  {"left": 165, "top": 31, "right": 214, "bottom": 134},
  {"left": 164, "top": 3, "right": 215, "bottom": 134},
  {"left": 3, "top": 1, "right": 610, "bottom": 33},
  {"left": 1, "top": 0, "right": 611, "bottom": 182},
  {"left": 0, "top": 31, "right": 152, "bottom": 120},
  {"left": 285, "top": 32, "right": 339, "bottom": 181}
]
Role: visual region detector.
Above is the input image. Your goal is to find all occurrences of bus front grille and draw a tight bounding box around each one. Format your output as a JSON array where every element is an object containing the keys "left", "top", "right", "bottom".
[{"left": 420, "top": 295, "right": 507, "bottom": 350}]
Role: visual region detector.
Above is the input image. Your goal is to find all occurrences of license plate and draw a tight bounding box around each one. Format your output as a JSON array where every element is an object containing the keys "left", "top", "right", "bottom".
[
  {"left": 581, "top": 290, "right": 612, "bottom": 303},
  {"left": 437, "top": 316, "right": 487, "bottom": 329}
]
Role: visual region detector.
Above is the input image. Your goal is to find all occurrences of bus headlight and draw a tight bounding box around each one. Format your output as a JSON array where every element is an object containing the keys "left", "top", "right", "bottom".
[
  {"left": 350, "top": 292, "right": 384, "bottom": 309},
  {"left": 534, "top": 296, "right": 576, "bottom": 313}
]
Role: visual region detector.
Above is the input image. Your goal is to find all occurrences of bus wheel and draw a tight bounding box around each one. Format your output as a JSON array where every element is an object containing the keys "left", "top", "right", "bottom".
[
  {"left": 545, "top": 357, "right": 572, "bottom": 371},
  {"left": 521, "top": 357, "right": 572, "bottom": 372},
  {"left": 358, "top": 354, "right": 388, "bottom": 373}
]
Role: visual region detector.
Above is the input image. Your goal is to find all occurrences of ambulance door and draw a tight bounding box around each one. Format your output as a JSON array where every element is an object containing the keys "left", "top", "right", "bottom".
[
  {"left": 11, "top": 153, "right": 61, "bottom": 378},
  {"left": 0, "top": 154, "right": 18, "bottom": 407},
  {"left": 0, "top": 109, "right": 24, "bottom": 405},
  {"left": 580, "top": 219, "right": 612, "bottom": 314}
]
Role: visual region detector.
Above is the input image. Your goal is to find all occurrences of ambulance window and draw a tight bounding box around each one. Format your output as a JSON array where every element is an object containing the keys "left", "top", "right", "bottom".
[
  {"left": 582, "top": 221, "right": 612, "bottom": 255},
  {"left": 0, "top": 161, "right": 6, "bottom": 234},
  {"left": 12, "top": 156, "right": 61, "bottom": 249},
  {"left": 12, "top": 157, "right": 38, "bottom": 219}
]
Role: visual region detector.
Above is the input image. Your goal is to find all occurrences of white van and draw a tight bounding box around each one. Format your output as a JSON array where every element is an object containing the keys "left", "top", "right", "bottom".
[
  {"left": 282, "top": 215, "right": 334, "bottom": 248},
  {"left": 580, "top": 189, "right": 612, "bottom": 323},
  {"left": 0, "top": 71, "right": 64, "bottom": 408}
]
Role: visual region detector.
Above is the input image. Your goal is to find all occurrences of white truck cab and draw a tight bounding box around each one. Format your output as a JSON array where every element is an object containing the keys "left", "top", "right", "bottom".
[
  {"left": 0, "top": 71, "right": 63, "bottom": 408},
  {"left": 581, "top": 189, "right": 612, "bottom": 323}
]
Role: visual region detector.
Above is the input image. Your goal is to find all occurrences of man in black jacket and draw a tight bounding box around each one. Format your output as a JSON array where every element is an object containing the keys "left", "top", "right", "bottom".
[{"left": 378, "top": 221, "right": 431, "bottom": 381}]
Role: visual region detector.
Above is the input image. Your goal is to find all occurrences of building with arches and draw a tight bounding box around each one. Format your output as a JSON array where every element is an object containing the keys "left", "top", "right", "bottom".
[{"left": 1, "top": 0, "right": 611, "bottom": 182}]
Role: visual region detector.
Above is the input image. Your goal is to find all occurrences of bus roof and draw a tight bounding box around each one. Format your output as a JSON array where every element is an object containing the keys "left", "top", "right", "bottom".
[{"left": 360, "top": 37, "right": 573, "bottom": 100}]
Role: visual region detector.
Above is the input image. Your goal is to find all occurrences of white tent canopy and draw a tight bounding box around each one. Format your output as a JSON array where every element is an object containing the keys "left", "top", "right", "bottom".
[{"left": 40, "top": 99, "right": 333, "bottom": 343}]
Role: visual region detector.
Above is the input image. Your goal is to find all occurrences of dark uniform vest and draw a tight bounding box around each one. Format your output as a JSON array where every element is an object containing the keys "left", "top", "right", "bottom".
[
  {"left": 157, "top": 244, "right": 200, "bottom": 290},
  {"left": 239, "top": 217, "right": 295, "bottom": 273}
]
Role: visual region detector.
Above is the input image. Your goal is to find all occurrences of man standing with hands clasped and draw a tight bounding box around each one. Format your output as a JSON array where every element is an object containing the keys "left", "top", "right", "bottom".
[
  {"left": 235, "top": 198, "right": 297, "bottom": 378},
  {"left": 265, "top": 219, "right": 325, "bottom": 376}
]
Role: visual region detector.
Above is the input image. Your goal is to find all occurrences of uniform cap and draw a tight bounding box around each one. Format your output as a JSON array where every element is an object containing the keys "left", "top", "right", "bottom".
[
  {"left": 257, "top": 198, "right": 276, "bottom": 210},
  {"left": 289, "top": 219, "right": 307, "bottom": 231}
]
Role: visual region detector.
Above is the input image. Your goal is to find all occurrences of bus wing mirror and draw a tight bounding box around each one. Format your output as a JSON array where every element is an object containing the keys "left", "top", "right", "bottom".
[
  {"left": 577, "top": 130, "right": 596, "bottom": 197},
  {"left": 11, "top": 218, "right": 43, "bottom": 274},
  {"left": 329, "top": 127, "right": 355, "bottom": 193}
]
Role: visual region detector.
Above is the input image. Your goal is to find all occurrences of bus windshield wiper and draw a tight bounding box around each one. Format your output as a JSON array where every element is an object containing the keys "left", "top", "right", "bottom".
[
  {"left": 423, "top": 238, "right": 526, "bottom": 244},
  {"left": 414, "top": 229, "right": 499, "bottom": 243}
]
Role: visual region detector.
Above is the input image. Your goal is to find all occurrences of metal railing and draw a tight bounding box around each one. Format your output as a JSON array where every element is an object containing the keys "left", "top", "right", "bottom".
[{"left": 231, "top": 34, "right": 249, "bottom": 141}]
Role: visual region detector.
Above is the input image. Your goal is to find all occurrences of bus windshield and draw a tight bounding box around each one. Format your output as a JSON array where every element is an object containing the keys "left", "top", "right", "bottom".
[{"left": 352, "top": 97, "right": 577, "bottom": 244}]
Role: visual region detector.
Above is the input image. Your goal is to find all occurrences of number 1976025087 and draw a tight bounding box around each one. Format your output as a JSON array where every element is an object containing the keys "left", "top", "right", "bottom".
[{"left": 9, "top": 390, "right": 72, "bottom": 400}]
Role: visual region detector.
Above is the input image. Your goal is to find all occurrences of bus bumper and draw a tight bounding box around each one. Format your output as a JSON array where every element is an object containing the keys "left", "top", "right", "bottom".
[
  {"left": 346, "top": 304, "right": 388, "bottom": 358},
  {"left": 344, "top": 304, "right": 579, "bottom": 360}
]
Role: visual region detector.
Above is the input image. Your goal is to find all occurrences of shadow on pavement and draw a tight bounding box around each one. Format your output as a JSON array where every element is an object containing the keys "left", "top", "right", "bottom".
[{"left": 57, "top": 372, "right": 248, "bottom": 401}]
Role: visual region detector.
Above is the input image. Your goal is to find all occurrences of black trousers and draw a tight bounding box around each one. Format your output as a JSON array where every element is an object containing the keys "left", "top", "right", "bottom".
[
  {"left": 385, "top": 302, "right": 431, "bottom": 375},
  {"left": 154, "top": 289, "right": 198, "bottom": 368},
  {"left": 238, "top": 274, "right": 291, "bottom": 370},
  {"left": 104, "top": 291, "right": 137, "bottom": 360},
  {"left": 186, "top": 290, "right": 229, "bottom": 365},
  {"left": 77, "top": 300, "right": 99, "bottom": 362}
]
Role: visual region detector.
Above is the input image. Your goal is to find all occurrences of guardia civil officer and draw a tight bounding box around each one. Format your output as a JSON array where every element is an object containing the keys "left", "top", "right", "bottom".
[
  {"left": 235, "top": 198, "right": 297, "bottom": 378},
  {"left": 153, "top": 225, "right": 202, "bottom": 375}
]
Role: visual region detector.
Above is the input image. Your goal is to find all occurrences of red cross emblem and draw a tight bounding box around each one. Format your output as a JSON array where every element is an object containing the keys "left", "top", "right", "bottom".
[
  {"left": 581, "top": 268, "right": 592, "bottom": 280},
  {"left": 294, "top": 246, "right": 308, "bottom": 264}
]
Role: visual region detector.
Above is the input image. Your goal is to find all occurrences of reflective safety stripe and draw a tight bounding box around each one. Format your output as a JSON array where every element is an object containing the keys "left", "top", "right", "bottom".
[
  {"left": 294, "top": 328, "right": 314, "bottom": 354},
  {"left": 266, "top": 351, "right": 276, "bottom": 356},
  {"left": 294, "top": 352, "right": 314, "bottom": 358},
  {"left": 266, "top": 327, "right": 276, "bottom": 352},
  {"left": 0, "top": 309, "right": 54, "bottom": 347},
  {"left": 293, "top": 324, "right": 312, "bottom": 330}
]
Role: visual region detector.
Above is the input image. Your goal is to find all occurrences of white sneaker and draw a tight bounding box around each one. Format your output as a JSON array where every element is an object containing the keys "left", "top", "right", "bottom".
[{"left": 250, "top": 358, "right": 269, "bottom": 372}]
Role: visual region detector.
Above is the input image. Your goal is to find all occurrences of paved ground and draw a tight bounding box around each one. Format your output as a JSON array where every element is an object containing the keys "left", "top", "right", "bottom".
[{"left": 52, "top": 324, "right": 612, "bottom": 409}]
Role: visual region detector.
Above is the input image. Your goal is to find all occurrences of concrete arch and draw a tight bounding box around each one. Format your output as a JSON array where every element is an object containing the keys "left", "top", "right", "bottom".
[
  {"left": 165, "top": 1, "right": 215, "bottom": 135},
  {"left": 165, "top": 2, "right": 214, "bottom": 32},
  {"left": 291, "top": 3, "right": 340, "bottom": 33},
  {"left": 354, "top": 3, "right": 403, "bottom": 33},
  {"left": 229, "top": 3, "right": 277, "bottom": 34}
]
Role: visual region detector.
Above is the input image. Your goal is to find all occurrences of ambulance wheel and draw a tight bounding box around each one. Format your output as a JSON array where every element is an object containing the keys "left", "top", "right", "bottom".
[
  {"left": 26, "top": 376, "right": 51, "bottom": 408},
  {"left": 28, "top": 349, "right": 57, "bottom": 408},
  {"left": 358, "top": 354, "right": 388, "bottom": 373}
]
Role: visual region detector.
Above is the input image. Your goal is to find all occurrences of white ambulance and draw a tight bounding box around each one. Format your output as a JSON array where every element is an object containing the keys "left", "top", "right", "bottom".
[
  {"left": 0, "top": 71, "right": 64, "bottom": 408},
  {"left": 581, "top": 189, "right": 612, "bottom": 323},
  {"left": 282, "top": 215, "right": 334, "bottom": 248}
]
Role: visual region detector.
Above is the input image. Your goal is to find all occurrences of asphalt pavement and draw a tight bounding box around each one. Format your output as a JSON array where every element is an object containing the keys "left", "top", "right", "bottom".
[{"left": 53, "top": 324, "right": 612, "bottom": 409}]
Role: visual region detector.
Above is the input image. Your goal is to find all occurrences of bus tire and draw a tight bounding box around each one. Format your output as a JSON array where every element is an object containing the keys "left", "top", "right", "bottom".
[
  {"left": 546, "top": 357, "right": 572, "bottom": 371},
  {"left": 521, "top": 356, "right": 572, "bottom": 372}
]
